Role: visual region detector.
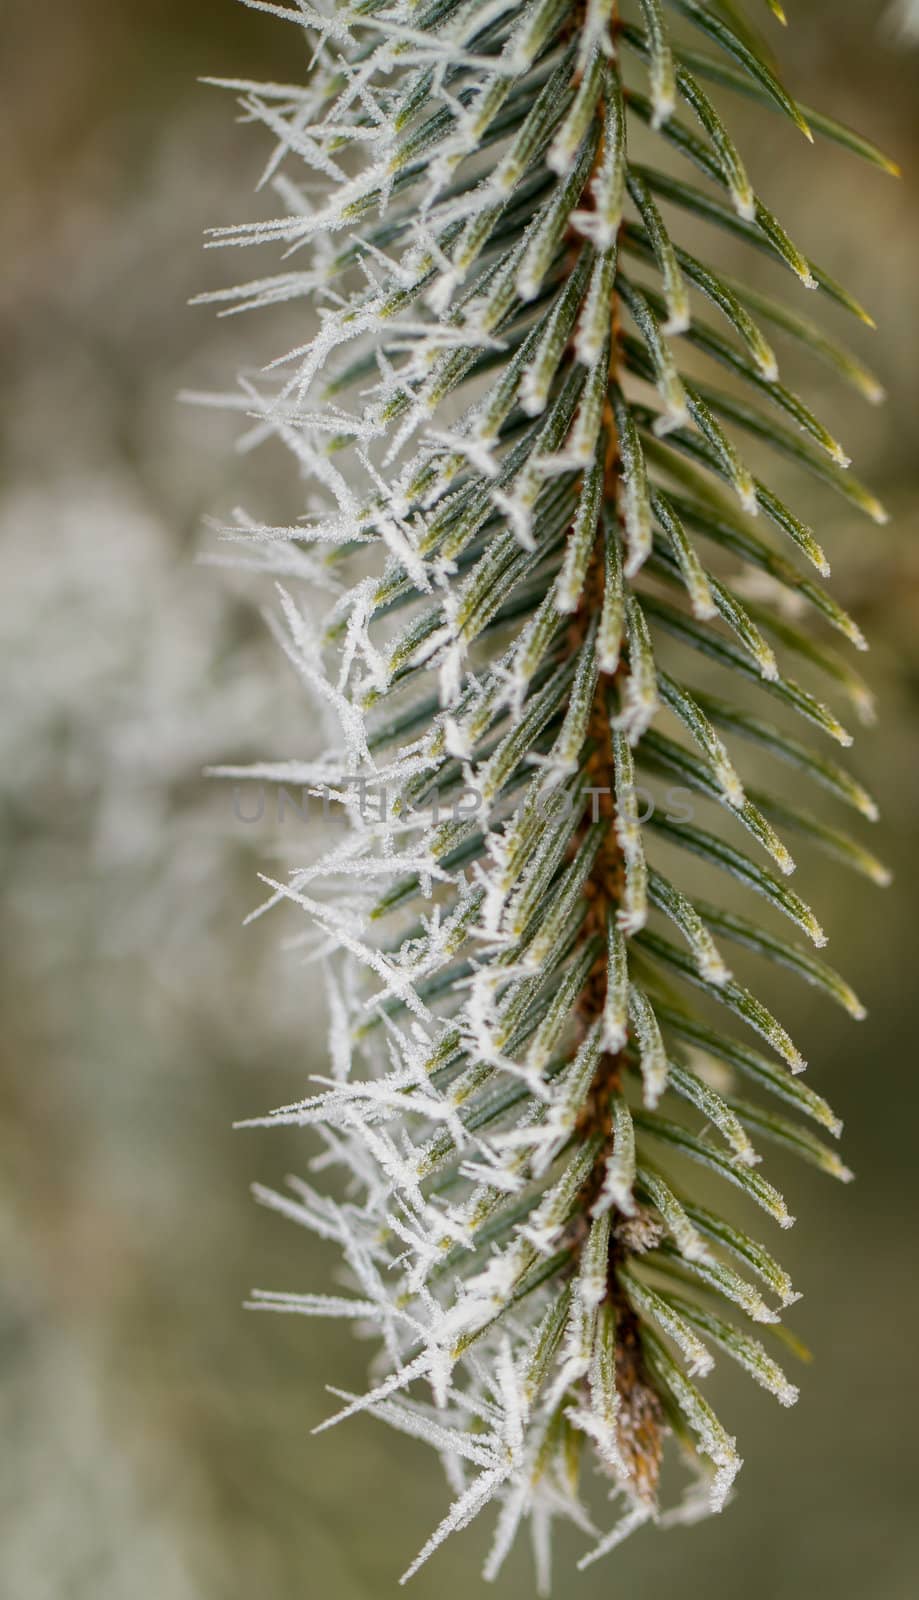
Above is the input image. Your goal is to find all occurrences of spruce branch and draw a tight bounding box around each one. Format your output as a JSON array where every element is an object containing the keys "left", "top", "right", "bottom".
[{"left": 202, "top": 0, "right": 896, "bottom": 1585}]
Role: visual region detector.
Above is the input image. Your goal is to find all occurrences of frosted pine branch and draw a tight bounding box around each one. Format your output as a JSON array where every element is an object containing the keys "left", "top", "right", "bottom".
[{"left": 200, "top": 0, "right": 896, "bottom": 1587}]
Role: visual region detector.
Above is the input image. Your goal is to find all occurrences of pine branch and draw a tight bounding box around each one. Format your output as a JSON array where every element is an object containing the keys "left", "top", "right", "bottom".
[{"left": 202, "top": 0, "right": 896, "bottom": 1585}]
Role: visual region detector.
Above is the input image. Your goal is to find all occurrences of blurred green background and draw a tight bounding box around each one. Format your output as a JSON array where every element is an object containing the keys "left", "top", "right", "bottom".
[{"left": 2, "top": 1, "right": 919, "bottom": 1595}]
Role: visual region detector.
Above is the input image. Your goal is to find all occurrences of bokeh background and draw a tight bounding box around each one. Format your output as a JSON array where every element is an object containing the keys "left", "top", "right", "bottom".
[{"left": 2, "top": 1, "right": 918, "bottom": 1595}]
